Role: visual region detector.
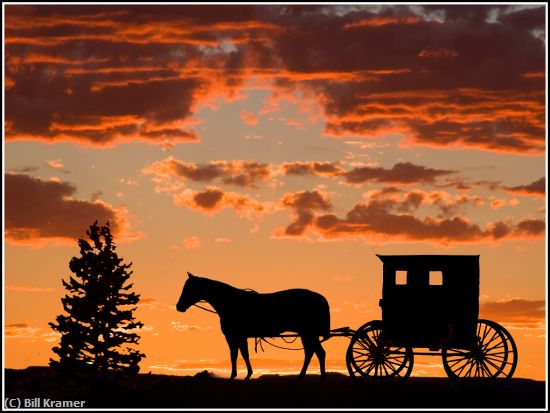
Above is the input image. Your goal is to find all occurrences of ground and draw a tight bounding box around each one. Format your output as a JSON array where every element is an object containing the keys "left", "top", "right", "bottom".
[{"left": 4, "top": 367, "right": 546, "bottom": 409}]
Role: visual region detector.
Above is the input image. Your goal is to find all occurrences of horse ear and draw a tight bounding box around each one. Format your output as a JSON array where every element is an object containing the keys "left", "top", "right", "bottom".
[{"left": 187, "top": 272, "right": 195, "bottom": 278}]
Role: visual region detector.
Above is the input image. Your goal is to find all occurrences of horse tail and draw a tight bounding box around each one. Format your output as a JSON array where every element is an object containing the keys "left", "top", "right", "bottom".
[{"left": 321, "top": 296, "right": 331, "bottom": 341}]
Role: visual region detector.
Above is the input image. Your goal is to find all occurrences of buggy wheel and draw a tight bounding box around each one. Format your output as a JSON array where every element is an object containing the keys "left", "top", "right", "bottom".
[
  {"left": 442, "top": 319, "right": 518, "bottom": 388},
  {"left": 346, "top": 320, "right": 413, "bottom": 384}
]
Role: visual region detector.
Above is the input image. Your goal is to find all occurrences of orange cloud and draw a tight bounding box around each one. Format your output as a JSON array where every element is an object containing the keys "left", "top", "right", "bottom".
[
  {"left": 5, "top": 173, "right": 130, "bottom": 245},
  {"left": 5, "top": 323, "right": 41, "bottom": 339},
  {"left": 180, "top": 236, "right": 202, "bottom": 250},
  {"left": 302, "top": 189, "right": 545, "bottom": 243},
  {"left": 322, "top": 89, "right": 545, "bottom": 154},
  {"left": 143, "top": 158, "right": 272, "bottom": 189},
  {"left": 45, "top": 159, "right": 67, "bottom": 173},
  {"left": 479, "top": 298, "right": 545, "bottom": 328},
  {"left": 240, "top": 109, "right": 259, "bottom": 126},
  {"left": 282, "top": 161, "right": 344, "bottom": 178},
  {"left": 4, "top": 5, "right": 545, "bottom": 153},
  {"left": 173, "top": 187, "right": 267, "bottom": 217},
  {"left": 6, "top": 285, "right": 55, "bottom": 293},
  {"left": 170, "top": 321, "right": 204, "bottom": 333}
]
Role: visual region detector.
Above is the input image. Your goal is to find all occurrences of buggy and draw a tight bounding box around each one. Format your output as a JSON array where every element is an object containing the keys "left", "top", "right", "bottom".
[{"left": 344, "top": 255, "right": 518, "bottom": 387}]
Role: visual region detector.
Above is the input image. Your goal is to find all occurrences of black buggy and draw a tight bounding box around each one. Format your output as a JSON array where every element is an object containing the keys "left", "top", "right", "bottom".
[{"left": 344, "top": 255, "right": 518, "bottom": 387}]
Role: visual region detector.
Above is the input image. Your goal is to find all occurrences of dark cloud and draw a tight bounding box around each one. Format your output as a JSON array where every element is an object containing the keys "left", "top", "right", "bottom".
[
  {"left": 281, "top": 190, "right": 333, "bottom": 211},
  {"left": 279, "top": 190, "right": 332, "bottom": 236},
  {"left": 173, "top": 186, "right": 266, "bottom": 216},
  {"left": 307, "top": 189, "right": 544, "bottom": 243},
  {"left": 143, "top": 158, "right": 272, "bottom": 188},
  {"left": 282, "top": 161, "right": 344, "bottom": 177},
  {"left": 193, "top": 188, "right": 224, "bottom": 210},
  {"left": 5, "top": 5, "right": 545, "bottom": 152},
  {"left": 5, "top": 173, "right": 124, "bottom": 244},
  {"left": 515, "top": 218, "right": 545, "bottom": 236},
  {"left": 280, "top": 161, "right": 456, "bottom": 186},
  {"left": 505, "top": 177, "right": 545, "bottom": 197},
  {"left": 344, "top": 162, "right": 455, "bottom": 185}
]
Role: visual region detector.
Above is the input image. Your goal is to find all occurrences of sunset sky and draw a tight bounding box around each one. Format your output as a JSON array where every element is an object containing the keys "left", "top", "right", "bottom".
[{"left": 3, "top": 4, "right": 547, "bottom": 381}]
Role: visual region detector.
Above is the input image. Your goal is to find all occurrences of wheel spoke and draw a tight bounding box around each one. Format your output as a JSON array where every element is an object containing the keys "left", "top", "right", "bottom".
[
  {"left": 479, "top": 359, "right": 494, "bottom": 377},
  {"left": 448, "top": 357, "right": 470, "bottom": 370},
  {"left": 446, "top": 348, "right": 473, "bottom": 356}
]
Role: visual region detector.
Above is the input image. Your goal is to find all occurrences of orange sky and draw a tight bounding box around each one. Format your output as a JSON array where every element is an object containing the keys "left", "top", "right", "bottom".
[{"left": 3, "top": 4, "right": 547, "bottom": 381}]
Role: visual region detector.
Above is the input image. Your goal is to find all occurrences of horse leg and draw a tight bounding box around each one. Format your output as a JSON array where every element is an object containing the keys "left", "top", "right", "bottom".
[
  {"left": 227, "top": 337, "right": 239, "bottom": 379},
  {"left": 313, "top": 339, "right": 326, "bottom": 379},
  {"left": 238, "top": 338, "right": 253, "bottom": 380},
  {"left": 299, "top": 335, "right": 314, "bottom": 378}
]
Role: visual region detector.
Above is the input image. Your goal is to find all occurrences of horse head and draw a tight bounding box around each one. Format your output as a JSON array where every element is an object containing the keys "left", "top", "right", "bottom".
[{"left": 176, "top": 272, "right": 201, "bottom": 312}]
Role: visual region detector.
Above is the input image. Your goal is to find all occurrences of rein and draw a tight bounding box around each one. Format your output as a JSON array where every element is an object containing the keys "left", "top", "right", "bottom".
[
  {"left": 255, "top": 337, "right": 304, "bottom": 352},
  {"left": 255, "top": 335, "right": 330, "bottom": 353},
  {"left": 192, "top": 302, "right": 217, "bottom": 314}
]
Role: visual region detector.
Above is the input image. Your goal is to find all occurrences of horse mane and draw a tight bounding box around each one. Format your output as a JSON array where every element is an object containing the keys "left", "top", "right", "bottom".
[{"left": 195, "top": 275, "right": 258, "bottom": 295}]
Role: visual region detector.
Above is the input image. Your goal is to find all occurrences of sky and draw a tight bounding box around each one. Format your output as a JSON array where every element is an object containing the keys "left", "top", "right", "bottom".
[{"left": 3, "top": 4, "right": 547, "bottom": 381}]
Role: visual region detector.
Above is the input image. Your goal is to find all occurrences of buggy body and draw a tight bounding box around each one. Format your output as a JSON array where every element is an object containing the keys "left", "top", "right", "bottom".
[{"left": 378, "top": 254, "right": 479, "bottom": 349}]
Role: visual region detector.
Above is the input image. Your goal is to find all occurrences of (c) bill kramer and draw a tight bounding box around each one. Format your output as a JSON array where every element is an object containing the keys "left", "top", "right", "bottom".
[{"left": 24, "top": 398, "right": 86, "bottom": 408}]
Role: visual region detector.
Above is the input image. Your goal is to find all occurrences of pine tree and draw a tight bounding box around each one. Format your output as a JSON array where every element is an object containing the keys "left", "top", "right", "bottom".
[{"left": 49, "top": 221, "right": 145, "bottom": 374}]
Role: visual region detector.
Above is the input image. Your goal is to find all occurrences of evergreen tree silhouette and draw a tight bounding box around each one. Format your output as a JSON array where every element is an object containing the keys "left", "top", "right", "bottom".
[{"left": 49, "top": 221, "right": 145, "bottom": 374}]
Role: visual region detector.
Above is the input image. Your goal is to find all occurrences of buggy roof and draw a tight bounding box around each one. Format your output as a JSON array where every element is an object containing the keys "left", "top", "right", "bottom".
[{"left": 377, "top": 254, "right": 479, "bottom": 267}]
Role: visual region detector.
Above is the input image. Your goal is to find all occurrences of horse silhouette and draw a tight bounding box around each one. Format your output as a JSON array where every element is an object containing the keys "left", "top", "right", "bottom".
[{"left": 176, "top": 272, "right": 330, "bottom": 380}]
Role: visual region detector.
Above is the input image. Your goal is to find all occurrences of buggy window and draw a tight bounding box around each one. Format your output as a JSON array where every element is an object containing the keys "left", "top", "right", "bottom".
[
  {"left": 396, "top": 270, "right": 407, "bottom": 285},
  {"left": 429, "top": 271, "right": 443, "bottom": 285}
]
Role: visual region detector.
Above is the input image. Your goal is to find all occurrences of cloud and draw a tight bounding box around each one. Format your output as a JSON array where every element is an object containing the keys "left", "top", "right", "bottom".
[
  {"left": 5, "top": 322, "right": 61, "bottom": 342},
  {"left": 344, "top": 162, "right": 455, "bottom": 185},
  {"left": 281, "top": 161, "right": 344, "bottom": 178},
  {"left": 504, "top": 177, "right": 545, "bottom": 197},
  {"left": 5, "top": 323, "right": 42, "bottom": 338},
  {"left": 5, "top": 5, "right": 545, "bottom": 153},
  {"left": 5, "top": 173, "right": 130, "bottom": 245},
  {"left": 170, "top": 321, "right": 203, "bottom": 333},
  {"left": 278, "top": 190, "right": 332, "bottom": 236},
  {"left": 7, "top": 165, "right": 40, "bottom": 173},
  {"left": 281, "top": 8, "right": 545, "bottom": 153},
  {"left": 46, "top": 159, "right": 67, "bottom": 171},
  {"left": 479, "top": 298, "right": 545, "bottom": 329},
  {"left": 6, "top": 284, "right": 55, "bottom": 292},
  {"left": 240, "top": 109, "right": 259, "bottom": 126},
  {"left": 173, "top": 186, "right": 267, "bottom": 218},
  {"left": 138, "top": 297, "right": 161, "bottom": 309},
  {"left": 172, "top": 236, "right": 202, "bottom": 250},
  {"left": 489, "top": 197, "right": 519, "bottom": 210},
  {"left": 307, "top": 189, "right": 544, "bottom": 243},
  {"left": 281, "top": 161, "right": 455, "bottom": 186},
  {"left": 143, "top": 157, "right": 272, "bottom": 188},
  {"left": 514, "top": 218, "right": 545, "bottom": 237}
]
